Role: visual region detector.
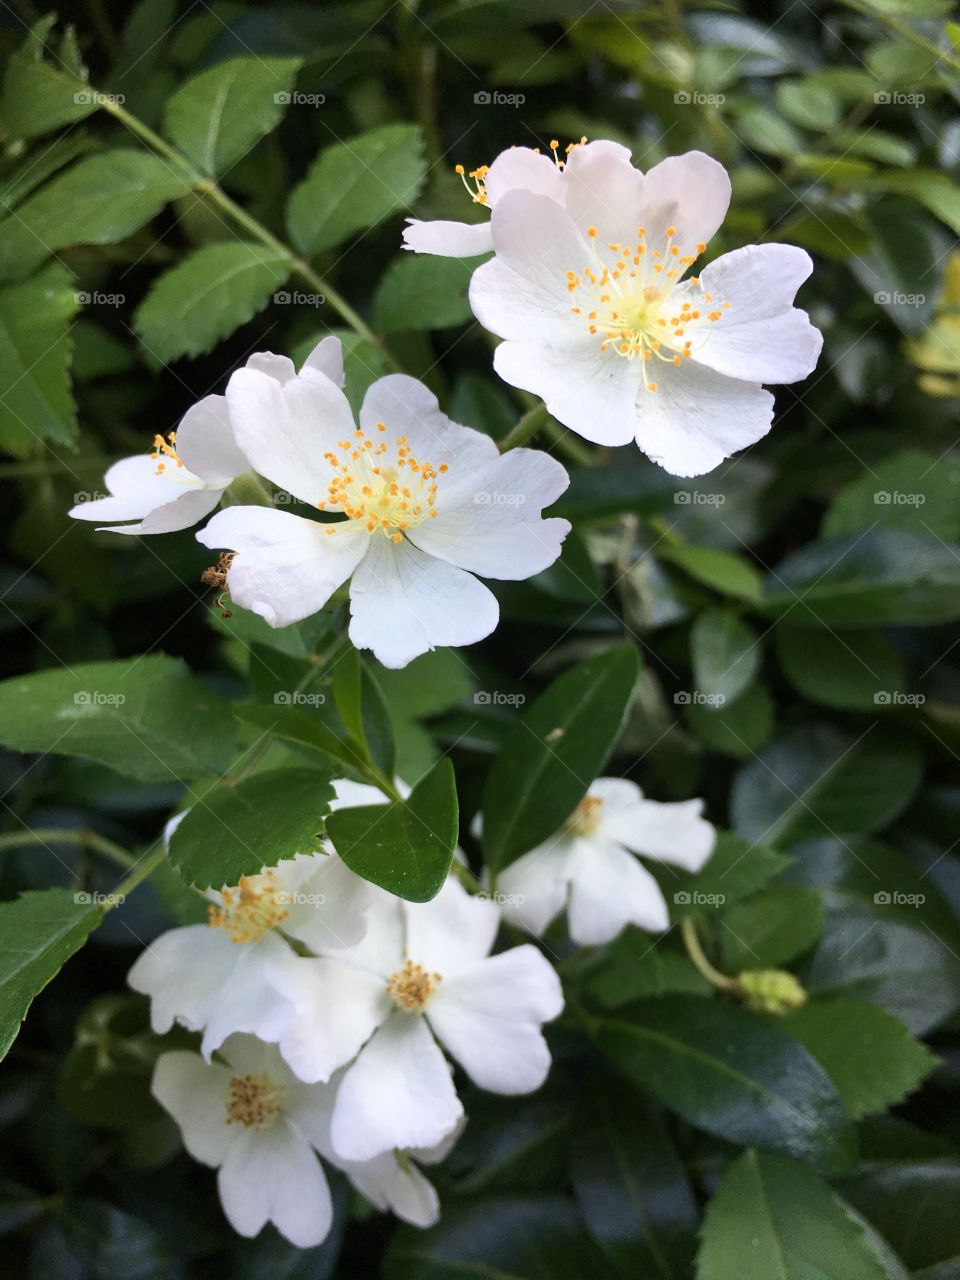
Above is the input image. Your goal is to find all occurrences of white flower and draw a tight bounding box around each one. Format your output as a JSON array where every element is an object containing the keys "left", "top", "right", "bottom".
[
  {"left": 68, "top": 337, "right": 344, "bottom": 535},
  {"left": 467, "top": 148, "right": 823, "bottom": 476},
  {"left": 402, "top": 138, "right": 631, "bottom": 257},
  {"left": 263, "top": 876, "right": 564, "bottom": 1161},
  {"left": 495, "top": 777, "right": 716, "bottom": 945},
  {"left": 152, "top": 1035, "right": 451, "bottom": 1247},
  {"left": 128, "top": 801, "right": 373, "bottom": 1059},
  {"left": 196, "top": 369, "right": 570, "bottom": 668}
]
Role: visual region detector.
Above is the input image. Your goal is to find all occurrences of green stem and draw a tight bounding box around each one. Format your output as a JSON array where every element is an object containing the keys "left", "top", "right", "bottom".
[
  {"left": 499, "top": 402, "right": 550, "bottom": 452},
  {"left": 681, "top": 917, "right": 737, "bottom": 991},
  {"left": 0, "top": 828, "right": 136, "bottom": 870},
  {"left": 837, "top": 0, "right": 960, "bottom": 74},
  {"left": 100, "top": 99, "right": 389, "bottom": 357},
  {"left": 104, "top": 842, "right": 166, "bottom": 911}
]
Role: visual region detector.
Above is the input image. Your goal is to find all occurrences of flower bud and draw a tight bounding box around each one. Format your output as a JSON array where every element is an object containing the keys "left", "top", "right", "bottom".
[{"left": 736, "top": 969, "right": 807, "bottom": 1016}]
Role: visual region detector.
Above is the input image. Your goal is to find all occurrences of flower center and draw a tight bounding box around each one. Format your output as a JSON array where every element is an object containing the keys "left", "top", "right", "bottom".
[
  {"left": 568, "top": 793, "right": 603, "bottom": 836},
  {"left": 151, "top": 431, "right": 185, "bottom": 476},
  {"left": 207, "top": 871, "right": 289, "bottom": 944},
  {"left": 454, "top": 136, "right": 589, "bottom": 206},
  {"left": 318, "top": 421, "right": 447, "bottom": 544},
  {"left": 387, "top": 959, "right": 441, "bottom": 1013},
  {"left": 566, "top": 225, "right": 730, "bottom": 391},
  {"left": 226, "top": 1073, "right": 281, "bottom": 1129}
]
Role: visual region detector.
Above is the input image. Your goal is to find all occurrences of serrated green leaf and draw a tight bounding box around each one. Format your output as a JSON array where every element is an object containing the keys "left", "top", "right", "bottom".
[
  {"left": 168, "top": 767, "right": 336, "bottom": 889},
  {"left": 287, "top": 124, "right": 426, "bottom": 253},
  {"left": 374, "top": 255, "right": 474, "bottom": 332},
  {"left": 596, "top": 996, "right": 855, "bottom": 1168},
  {"left": 784, "top": 1001, "right": 937, "bottom": 1118},
  {"left": 0, "top": 656, "right": 236, "bottom": 782},
  {"left": 0, "top": 263, "right": 79, "bottom": 458},
  {"left": 134, "top": 242, "right": 292, "bottom": 363},
  {"left": 325, "top": 757, "right": 458, "bottom": 901},
  {"left": 482, "top": 645, "right": 639, "bottom": 873},
  {"left": 164, "top": 56, "right": 301, "bottom": 177},
  {"left": 0, "top": 16, "right": 96, "bottom": 142},
  {"left": 0, "top": 150, "right": 189, "bottom": 283},
  {"left": 697, "top": 1150, "right": 886, "bottom": 1280},
  {"left": 0, "top": 889, "right": 103, "bottom": 1061}
]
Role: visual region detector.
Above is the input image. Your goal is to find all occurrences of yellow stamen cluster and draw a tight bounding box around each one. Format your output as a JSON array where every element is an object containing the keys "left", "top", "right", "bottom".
[
  {"left": 454, "top": 137, "right": 589, "bottom": 205},
  {"left": 320, "top": 421, "right": 447, "bottom": 544},
  {"left": 207, "top": 871, "right": 289, "bottom": 944},
  {"left": 151, "top": 431, "right": 184, "bottom": 476},
  {"left": 226, "top": 1073, "right": 281, "bottom": 1129},
  {"left": 568, "top": 793, "right": 604, "bottom": 836},
  {"left": 566, "top": 224, "right": 730, "bottom": 390},
  {"left": 387, "top": 959, "right": 441, "bottom": 1013}
]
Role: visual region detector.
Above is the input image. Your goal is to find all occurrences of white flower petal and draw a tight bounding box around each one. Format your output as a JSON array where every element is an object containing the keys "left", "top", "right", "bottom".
[
  {"left": 403, "top": 876, "right": 499, "bottom": 977},
  {"left": 103, "top": 486, "right": 225, "bottom": 536},
  {"left": 691, "top": 244, "right": 822, "bottom": 383},
  {"left": 408, "top": 443, "right": 569, "bottom": 579},
  {"left": 601, "top": 795, "right": 716, "bottom": 872},
  {"left": 199, "top": 932, "right": 300, "bottom": 1058},
  {"left": 567, "top": 837, "right": 669, "bottom": 942},
  {"left": 267, "top": 956, "right": 390, "bottom": 1083},
  {"left": 485, "top": 146, "right": 564, "bottom": 206},
  {"left": 493, "top": 338, "right": 640, "bottom": 446},
  {"left": 402, "top": 218, "right": 494, "bottom": 257},
  {"left": 218, "top": 1033, "right": 299, "bottom": 1082},
  {"left": 496, "top": 838, "right": 575, "bottom": 936},
  {"left": 218, "top": 1120, "right": 333, "bottom": 1248},
  {"left": 343, "top": 1153, "right": 440, "bottom": 1227},
  {"left": 225, "top": 365, "right": 352, "bottom": 505},
  {"left": 358, "top": 375, "right": 498, "bottom": 477},
  {"left": 562, "top": 139, "right": 632, "bottom": 178},
  {"left": 175, "top": 394, "right": 248, "bottom": 484},
  {"left": 198, "top": 506, "right": 368, "bottom": 629},
  {"left": 428, "top": 946, "right": 562, "bottom": 1093},
  {"left": 471, "top": 193, "right": 589, "bottom": 342},
  {"left": 127, "top": 924, "right": 242, "bottom": 1036},
  {"left": 69, "top": 455, "right": 204, "bottom": 524},
  {"left": 316, "top": 887, "right": 405, "bottom": 976},
  {"left": 151, "top": 1051, "right": 235, "bottom": 1167},
  {"left": 282, "top": 852, "right": 372, "bottom": 951},
  {"left": 244, "top": 351, "right": 296, "bottom": 382},
  {"left": 348, "top": 536, "right": 498, "bottom": 669},
  {"left": 561, "top": 151, "right": 646, "bottom": 249},
  {"left": 633, "top": 360, "right": 774, "bottom": 477},
  {"left": 300, "top": 335, "right": 345, "bottom": 386},
  {"left": 330, "top": 1013, "right": 463, "bottom": 1162},
  {"left": 637, "top": 151, "right": 731, "bottom": 253}
]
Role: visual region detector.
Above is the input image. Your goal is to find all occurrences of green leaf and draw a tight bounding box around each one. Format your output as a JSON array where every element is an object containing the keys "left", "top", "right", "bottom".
[
  {"left": 719, "top": 887, "right": 824, "bottom": 970},
  {"left": 287, "top": 124, "right": 427, "bottom": 253},
  {"left": 325, "top": 757, "right": 458, "bottom": 901},
  {"left": 0, "top": 150, "right": 189, "bottom": 283},
  {"left": 690, "top": 608, "right": 760, "bottom": 707},
  {"left": 783, "top": 1001, "right": 938, "bottom": 1119},
  {"left": 697, "top": 1150, "right": 886, "bottom": 1280},
  {"left": 823, "top": 449, "right": 960, "bottom": 541},
  {"left": 775, "top": 628, "right": 906, "bottom": 712},
  {"left": 0, "top": 263, "right": 79, "bottom": 458},
  {"left": 0, "top": 656, "right": 236, "bottom": 782},
  {"left": 0, "top": 889, "right": 103, "bottom": 1061},
  {"left": 759, "top": 531, "right": 960, "bottom": 628},
  {"left": 235, "top": 701, "right": 364, "bottom": 776},
  {"left": 731, "top": 723, "right": 923, "bottom": 847},
  {"left": 133, "top": 242, "right": 292, "bottom": 363},
  {"left": 163, "top": 56, "right": 301, "bottom": 176},
  {"left": 482, "top": 645, "right": 639, "bottom": 873},
  {"left": 776, "top": 80, "right": 841, "bottom": 130},
  {"left": 685, "top": 679, "right": 775, "bottom": 759},
  {"left": 878, "top": 169, "right": 960, "bottom": 239},
  {"left": 374, "top": 255, "right": 474, "bottom": 332},
  {"left": 839, "top": 1160, "right": 960, "bottom": 1272},
  {"left": 596, "top": 996, "right": 855, "bottom": 1168},
  {"left": 0, "top": 17, "right": 95, "bottom": 141},
  {"left": 585, "top": 934, "right": 711, "bottom": 1008},
  {"left": 650, "top": 830, "right": 791, "bottom": 919},
  {"left": 168, "top": 767, "right": 336, "bottom": 889},
  {"left": 331, "top": 649, "right": 395, "bottom": 781},
  {"left": 659, "top": 541, "right": 763, "bottom": 603}
]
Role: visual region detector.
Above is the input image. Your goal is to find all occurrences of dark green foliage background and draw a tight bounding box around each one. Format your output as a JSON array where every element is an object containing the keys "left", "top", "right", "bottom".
[{"left": 1, "top": 0, "right": 959, "bottom": 1276}]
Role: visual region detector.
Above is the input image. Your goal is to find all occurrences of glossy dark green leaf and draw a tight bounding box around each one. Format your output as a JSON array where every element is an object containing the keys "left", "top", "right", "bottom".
[
  {"left": 775, "top": 627, "right": 906, "bottom": 712},
  {"left": 719, "top": 887, "right": 824, "bottom": 970},
  {"left": 690, "top": 608, "right": 760, "bottom": 708},
  {"left": 325, "top": 758, "right": 457, "bottom": 901},
  {"left": 684, "top": 679, "right": 775, "bottom": 759},
  {"left": 332, "top": 649, "right": 395, "bottom": 780},
  {"left": 839, "top": 1160, "right": 960, "bottom": 1272},
  {"left": 168, "top": 767, "right": 336, "bottom": 889},
  {"left": 648, "top": 830, "right": 791, "bottom": 920},
  {"left": 482, "top": 645, "right": 639, "bottom": 873}
]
